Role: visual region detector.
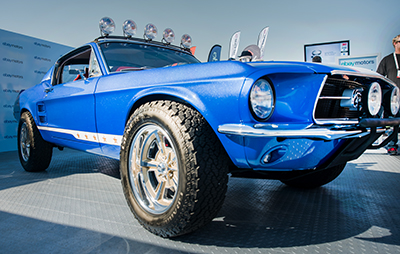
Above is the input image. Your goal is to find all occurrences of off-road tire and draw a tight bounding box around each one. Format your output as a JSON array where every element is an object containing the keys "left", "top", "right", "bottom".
[
  {"left": 18, "top": 111, "right": 53, "bottom": 172},
  {"left": 120, "top": 100, "right": 229, "bottom": 237}
]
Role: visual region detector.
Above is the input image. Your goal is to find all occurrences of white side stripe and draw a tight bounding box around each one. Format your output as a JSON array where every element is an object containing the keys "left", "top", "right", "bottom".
[{"left": 38, "top": 126, "right": 122, "bottom": 146}]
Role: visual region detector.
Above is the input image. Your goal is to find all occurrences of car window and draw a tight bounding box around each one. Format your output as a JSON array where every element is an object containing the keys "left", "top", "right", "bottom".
[
  {"left": 99, "top": 42, "right": 200, "bottom": 72},
  {"left": 89, "top": 50, "right": 101, "bottom": 78},
  {"left": 55, "top": 46, "right": 101, "bottom": 85},
  {"left": 62, "top": 64, "right": 88, "bottom": 83}
]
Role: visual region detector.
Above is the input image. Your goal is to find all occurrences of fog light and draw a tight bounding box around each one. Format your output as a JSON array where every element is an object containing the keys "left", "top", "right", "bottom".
[
  {"left": 162, "top": 28, "right": 175, "bottom": 44},
  {"left": 181, "top": 34, "right": 192, "bottom": 48},
  {"left": 123, "top": 20, "right": 137, "bottom": 37},
  {"left": 144, "top": 23, "right": 157, "bottom": 40},
  {"left": 262, "top": 146, "right": 287, "bottom": 164},
  {"left": 99, "top": 17, "right": 115, "bottom": 36}
]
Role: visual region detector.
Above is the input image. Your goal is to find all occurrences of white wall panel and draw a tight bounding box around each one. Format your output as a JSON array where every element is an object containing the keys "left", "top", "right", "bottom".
[{"left": 0, "top": 29, "right": 72, "bottom": 152}]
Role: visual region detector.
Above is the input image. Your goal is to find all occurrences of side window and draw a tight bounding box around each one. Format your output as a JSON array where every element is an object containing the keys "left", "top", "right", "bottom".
[
  {"left": 62, "top": 64, "right": 89, "bottom": 83},
  {"left": 89, "top": 50, "right": 101, "bottom": 77},
  {"left": 55, "top": 46, "right": 98, "bottom": 85}
]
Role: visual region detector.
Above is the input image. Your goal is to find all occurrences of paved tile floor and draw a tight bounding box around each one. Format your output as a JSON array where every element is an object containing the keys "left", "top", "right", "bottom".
[{"left": 0, "top": 147, "right": 399, "bottom": 253}]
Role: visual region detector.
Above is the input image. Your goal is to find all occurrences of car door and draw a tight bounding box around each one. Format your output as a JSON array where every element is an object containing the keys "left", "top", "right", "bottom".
[{"left": 38, "top": 45, "right": 101, "bottom": 152}]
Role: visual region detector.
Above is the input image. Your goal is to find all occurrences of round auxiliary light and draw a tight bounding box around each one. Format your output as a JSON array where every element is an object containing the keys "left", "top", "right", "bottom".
[
  {"left": 181, "top": 34, "right": 192, "bottom": 48},
  {"left": 162, "top": 28, "right": 175, "bottom": 44},
  {"left": 99, "top": 17, "right": 115, "bottom": 36},
  {"left": 123, "top": 19, "right": 137, "bottom": 37},
  {"left": 367, "top": 82, "right": 382, "bottom": 116},
  {"left": 390, "top": 86, "right": 400, "bottom": 115},
  {"left": 144, "top": 23, "right": 157, "bottom": 40},
  {"left": 249, "top": 79, "right": 275, "bottom": 121}
]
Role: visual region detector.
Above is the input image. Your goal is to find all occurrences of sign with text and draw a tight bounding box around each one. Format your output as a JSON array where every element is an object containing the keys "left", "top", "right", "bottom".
[
  {"left": 337, "top": 54, "right": 381, "bottom": 71},
  {"left": 0, "top": 29, "right": 72, "bottom": 152}
]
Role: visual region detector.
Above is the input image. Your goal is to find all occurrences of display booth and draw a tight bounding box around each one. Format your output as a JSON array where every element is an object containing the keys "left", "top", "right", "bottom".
[{"left": 0, "top": 29, "right": 72, "bottom": 152}]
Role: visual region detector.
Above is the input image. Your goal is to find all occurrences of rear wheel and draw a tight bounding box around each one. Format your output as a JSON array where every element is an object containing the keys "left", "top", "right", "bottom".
[
  {"left": 120, "top": 100, "right": 229, "bottom": 237},
  {"left": 18, "top": 112, "right": 53, "bottom": 172},
  {"left": 280, "top": 163, "right": 346, "bottom": 188}
]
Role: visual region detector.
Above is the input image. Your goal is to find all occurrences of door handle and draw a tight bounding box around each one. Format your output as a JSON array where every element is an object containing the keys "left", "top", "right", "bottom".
[{"left": 45, "top": 87, "right": 53, "bottom": 93}]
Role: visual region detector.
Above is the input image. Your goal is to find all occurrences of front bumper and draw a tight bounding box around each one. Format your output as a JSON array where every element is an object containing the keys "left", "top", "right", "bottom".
[
  {"left": 218, "top": 118, "right": 400, "bottom": 141},
  {"left": 218, "top": 118, "right": 400, "bottom": 172}
]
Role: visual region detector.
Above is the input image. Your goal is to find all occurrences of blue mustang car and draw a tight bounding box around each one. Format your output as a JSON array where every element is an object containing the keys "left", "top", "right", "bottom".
[{"left": 14, "top": 18, "right": 400, "bottom": 237}]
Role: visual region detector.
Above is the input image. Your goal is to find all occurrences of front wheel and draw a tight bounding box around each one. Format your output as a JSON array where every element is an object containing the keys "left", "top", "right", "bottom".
[
  {"left": 18, "top": 112, "right": 53, "bottom": 172},
  {"left": 280, "top": 163, "right": 346, "bottom": 188},
  {"left": 120, "top": 101, "right": 229, "bottom": 237}
]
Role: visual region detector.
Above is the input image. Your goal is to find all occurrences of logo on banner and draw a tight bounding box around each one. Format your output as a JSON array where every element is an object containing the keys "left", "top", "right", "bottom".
[
  {"left": 2, "top": 42, "right": 23, "bottom": 49},
  {"left": 34, "top": 42, "right": 51, "bottom": 48},
  {"left": 4, "top": 119, "right": 17, "bottom": 124},
  {"left": 3, "top": 73, "right": 23, "bottom": 79},
  {"left": 340, "top": 60, "right": 375, "bottom": 67},
  {"left": 34, "top": 56, "right": 51, "bottom": 62},
  {"left": 34, "top": 70, "right": 47, "bottom": 75},
  {"left": 3, "top": 135, "right": 17, "bottom": 139},
  {"left": 2, "top": 58, "right": 23, "bottom": 64},
  {"left": 2, "top": 89, "right": 21, "bottom": 93}
]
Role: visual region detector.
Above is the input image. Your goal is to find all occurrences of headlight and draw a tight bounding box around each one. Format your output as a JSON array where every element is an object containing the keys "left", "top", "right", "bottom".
[
  {"left": 367, "top": 82, "right": 382, "bottom": 116},
  {"left": 390, "top": 86, "right": 400, "bottom": 116},
  {"left": 249, "top": 79, "right": 275, "bottom": 121}
]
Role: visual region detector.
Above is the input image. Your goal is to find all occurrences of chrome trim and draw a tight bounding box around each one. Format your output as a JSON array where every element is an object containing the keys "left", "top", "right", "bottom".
[
  {"left": 330, "top": 70, "right": 398, "bottom": 87},
  {"left": 315, "top": 119, "right": 359, "bottom": 125},
  {"left": 218, "top": 123, "right": 367, "bottom": 141},
  {"left": 312, "top": 75, "right": 328, "bottom": 125},
  {"left": 93, "top": 43, "right": 109, "bottom": 76},
  {"left": 319, "top": 96, "right": 351, "bottom": 100}
]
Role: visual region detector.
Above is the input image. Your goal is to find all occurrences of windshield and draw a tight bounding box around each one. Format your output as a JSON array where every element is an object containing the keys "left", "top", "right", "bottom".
[{"left": 99, "top": 42, "right": 200, "bottom": 72}]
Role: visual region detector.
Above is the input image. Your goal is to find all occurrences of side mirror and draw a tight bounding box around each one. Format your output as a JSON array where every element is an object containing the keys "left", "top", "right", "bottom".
[{"left": 69, "top": 67, "right": 88, "bottom": 80}]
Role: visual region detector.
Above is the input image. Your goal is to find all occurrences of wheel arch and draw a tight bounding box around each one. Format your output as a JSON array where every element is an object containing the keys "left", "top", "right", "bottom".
[
  {"left": 125, "top": 93, "right": 198, "bottom": 125},
  {"left": 124, "top": 92, "right": 238, "bottom": 171}
]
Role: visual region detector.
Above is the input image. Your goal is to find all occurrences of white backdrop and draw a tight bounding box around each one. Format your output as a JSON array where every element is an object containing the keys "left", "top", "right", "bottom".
[{"left": 0, "top": 29, "right": 72, "bottom": 152}]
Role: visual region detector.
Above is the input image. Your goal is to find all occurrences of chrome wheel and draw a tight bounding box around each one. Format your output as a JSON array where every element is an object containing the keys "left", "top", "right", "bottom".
[
  {"left": 20, "top": 122, "right": 30, "bottom": 162},
  {"left": 128, "top": 124, "right": 179, "bottom": 214}
]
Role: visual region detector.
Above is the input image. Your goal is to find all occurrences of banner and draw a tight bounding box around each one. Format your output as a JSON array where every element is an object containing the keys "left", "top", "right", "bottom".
[
  {"left": 257, "top": 26, "right": 269, "bottom": 60},
  {"left": 0, "top": 29, "right": 72, "bottom": 152},
  {"left": 337, "top": 54, "right": 381, "bottom": 71},
  {"left": 208, "top": 44, "right": 222, "bottom": 62},
  {"left": 229, "top": 31, "right": 241, "bottom": 60}
]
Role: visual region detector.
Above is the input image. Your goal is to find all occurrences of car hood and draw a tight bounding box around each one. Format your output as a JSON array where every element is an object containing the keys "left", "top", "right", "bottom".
[
  {"left": 247, "top": 61, "right": 381, "bottom": 76},
  {"left": 101, "top": 60, "right": 385, "bottom": 93}
]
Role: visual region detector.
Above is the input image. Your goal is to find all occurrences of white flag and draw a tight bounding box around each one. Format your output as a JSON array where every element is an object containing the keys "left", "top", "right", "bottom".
[
  {"left": 257, "top": 27, "right": 269, "bottom": 59},
  {"left": 229, "top": 31, "right": 241, "bottom": 60}
]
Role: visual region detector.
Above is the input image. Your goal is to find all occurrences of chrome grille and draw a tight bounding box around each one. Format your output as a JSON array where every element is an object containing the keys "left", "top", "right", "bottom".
[{"left": 314, "top": 76, "right": 367, "bottom": 124}]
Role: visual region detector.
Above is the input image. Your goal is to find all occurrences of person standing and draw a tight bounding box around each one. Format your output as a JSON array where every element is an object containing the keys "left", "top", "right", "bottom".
[{"left": 377, "top": 34, "right": 400, "bottom": 155}]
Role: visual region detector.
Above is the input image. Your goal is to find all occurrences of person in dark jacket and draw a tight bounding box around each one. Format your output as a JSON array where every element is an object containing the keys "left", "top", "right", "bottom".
[{"left": 377, "top": 34, "right": 400, "bottom": 155}]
